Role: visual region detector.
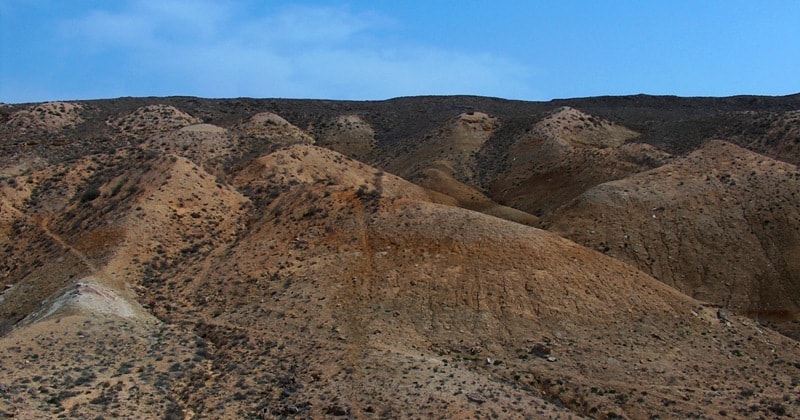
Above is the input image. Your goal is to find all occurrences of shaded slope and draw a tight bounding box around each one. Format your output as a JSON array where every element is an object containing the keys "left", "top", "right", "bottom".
[
  {"left": 718, "top": 109, "right": 800, "bottom": 165},
  {"left": 312, "top": 114, "right": 376, "bottom": 161},
  {"left": 128, "top": 144, "right": 800, "bottom": 418},
  {"left": 542, "top": 140, "right": 800, "bottom": 336},
  {"left": 479, "top": 107, "right": 671, "bottom": 216},
  {"left": 380, "top": 111, "right": 499, "bottom": 181},
  {"left": 375, "top": 111, "right": 540, "bottom": 225}
]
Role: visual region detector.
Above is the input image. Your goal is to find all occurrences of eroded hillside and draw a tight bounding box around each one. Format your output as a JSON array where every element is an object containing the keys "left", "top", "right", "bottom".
[
  {"left": 2, "top": 95, "right": 800, "bottom": 418},
  {"left": 541, "top": 140, "right": 800, "bottom": 337}
]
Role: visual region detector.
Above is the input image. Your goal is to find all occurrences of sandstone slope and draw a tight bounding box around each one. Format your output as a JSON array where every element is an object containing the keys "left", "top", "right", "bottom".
[
  {"left": 376, "top": 111, "right": 540, "bottom": 225},
  {"left": 480, "top": 106, "right": 672, "bottom": 216},
  {"left": 542, "top": 140, "right": 800, "bottom": 337},
  {"left": 2, "top": 98, "right": 800, "bottom": 418},
  {"left": 312, "top": 114, "right": 376, "bottom": 161}
]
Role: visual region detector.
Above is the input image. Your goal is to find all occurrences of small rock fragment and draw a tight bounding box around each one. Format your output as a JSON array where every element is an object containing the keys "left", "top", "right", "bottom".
[
  {"left": 466, "top": 393, "right": 486, "bottom": 404},
  {"left": 717, "top": 308, "right": 731, "bottom": 323},
  {"left": 530, "top": 343, "right": 552, "bottom": 358},
  {"left": 326, "top": 404, "right": 350, "bottom": 416}
]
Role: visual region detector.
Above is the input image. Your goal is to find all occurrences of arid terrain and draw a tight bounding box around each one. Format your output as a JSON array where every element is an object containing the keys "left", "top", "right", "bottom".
[{"left": 1, "top": 94, "right": 800, "bottom": 418}]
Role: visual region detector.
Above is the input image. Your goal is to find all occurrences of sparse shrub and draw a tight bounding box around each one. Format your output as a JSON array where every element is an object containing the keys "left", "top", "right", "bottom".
[
  {"left": 302, "top": 205, "right": 324, "bottom": 219},
  {"left": 109, "top": 182, "right": 123, "bottom": 197},
  {"left": 80, "top": 186, "right": 101, "bottom": 202},
  {"left": 768, "top": 403, "right": 786, "bottom": 416},
  {"left": 163, "top": 398, "right": 185, "bottom": 420}
]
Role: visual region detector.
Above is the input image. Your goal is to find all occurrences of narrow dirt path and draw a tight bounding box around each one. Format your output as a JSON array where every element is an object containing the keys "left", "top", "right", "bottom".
[{"left": 37, "top": 216, "right": 99, "bottom": 273}]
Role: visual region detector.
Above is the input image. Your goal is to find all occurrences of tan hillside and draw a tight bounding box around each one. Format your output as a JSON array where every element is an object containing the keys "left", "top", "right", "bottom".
[
  {"left": 0, "top": 154, "right": 47, "bottom": 179},
  {"left": 313, "top": 114, "right": 376, "bottom": 160},
  {"left": 382, "top": 111, "right": 499, "bottom": 181},
  {"left": 487, "top": 107, "right": 671, "bottom": 216},
  {"left": 232, "top": 143, "right": 458, "bottom": 207},
  {"left": 232, "top": 112, "right": 314, "bottom": 145},
  {"left": 534, "top": 106, "right": 638, "bottom": 149},
  {"left": 542, "top": 140, "right": 800, "bottom": 336},
  {"left": 132, "top": 144, "right": 800, "bottom": 418},
  {"left": 5, "top": 102, "right": 84, "bottom": 134},
  {"left": 374, "top": 111, "right": 538, "bottom": 224},
  {"left": 107, "top": 104, "right": 202, "bottom": 136},
  {"left": 140, "top": 123, "right": 233, "bottom": 176},
  {"left": 3, "top": 95, "right": 800, "bottom": 418},
  {"left": 0, "top": 310, "right": 205, "bottom": 418}
]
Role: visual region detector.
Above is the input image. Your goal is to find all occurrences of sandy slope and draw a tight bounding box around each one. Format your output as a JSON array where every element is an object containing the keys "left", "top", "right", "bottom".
[
  {"left": 543, "top": 140, "right": 800, "bottom": 336},
  {"left": 2, "top": 100, "right": 800, "bottom": 418}
]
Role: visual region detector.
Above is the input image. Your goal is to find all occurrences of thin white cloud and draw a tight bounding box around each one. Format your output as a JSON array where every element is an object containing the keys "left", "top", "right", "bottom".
[
  {"left": 237, "top": 5, "right": 375, "bottom": 46},
  {"left": 61, "top": 0, "right": 536, "bottom": 100}
]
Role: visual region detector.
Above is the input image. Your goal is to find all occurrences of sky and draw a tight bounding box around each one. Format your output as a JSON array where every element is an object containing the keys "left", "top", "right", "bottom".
[{"left": 1, "top": 0, "right": 799, "bottom": 103}]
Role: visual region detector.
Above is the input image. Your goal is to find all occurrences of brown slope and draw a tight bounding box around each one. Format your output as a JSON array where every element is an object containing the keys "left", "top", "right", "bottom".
[
  {"left": 106, "top": 104, "right": 201, "bottom": 137},
  {"left": 719, "top": 109, "right": 800, "bottom": 165},
  {"left": 0, "top": 153, "right": 118, "bottom": 331},
  {"left": 0, "top": 146, "right": 250, "bottom": 325},
  {"left": 124, "top": 144, "right": 798, "bottom": 418},
  {"left": 482, "top": 107, "right": 672, "bottom": 216},
  {"left": 373, "top": 111, "right": 539, "bottom": 225},
  {"left": 312, "top": 114, "right": 376, "bottom": 161},
  {"left": 0, "top": 141, "right": 798, "bottom": 418},
  {"left": 232, "top": 111, "right": 314, "bottom": 145},
  {"left": 542, "top": 140, "right": 800, "bottom": 336},
  {"left": 2, "top": 98, "right": 800, "bottom": 418},
  {"left": 0, "top": 150, "right": 253, "bottom": 417}
]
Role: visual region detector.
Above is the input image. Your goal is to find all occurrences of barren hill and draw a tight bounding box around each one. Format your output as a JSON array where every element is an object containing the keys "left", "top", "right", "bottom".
[
  {"left": 312, "top": 114, "right": 376, "bottom": 161},
  {"left": 2, "top": 94, "right": 800, "bottom": 418},
  {"left": 376, "top": 111, "right": 540, "bottom": 225},
  {"left": 477, "top": 106, "right": 671, "bottom": 216},
  {"left": 541, "top": 140, "right": 800, "bottom": 337}
]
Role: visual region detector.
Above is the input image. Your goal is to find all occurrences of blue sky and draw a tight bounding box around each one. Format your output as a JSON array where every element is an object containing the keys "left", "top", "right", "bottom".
[{"left": 2, "top": 0, "right": 799, "bottom": 103}]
